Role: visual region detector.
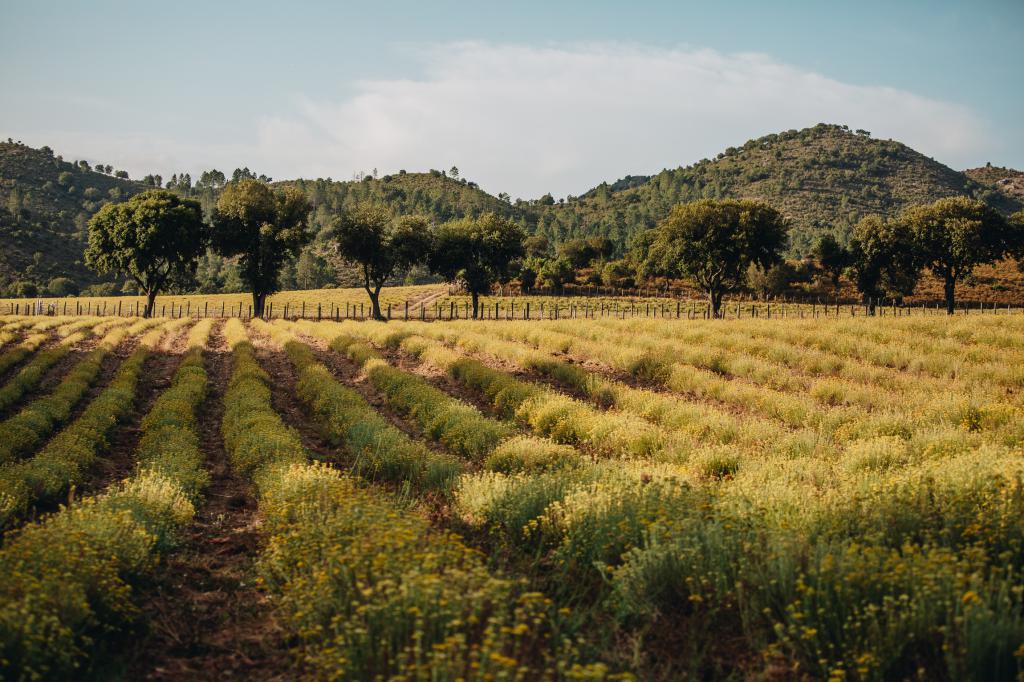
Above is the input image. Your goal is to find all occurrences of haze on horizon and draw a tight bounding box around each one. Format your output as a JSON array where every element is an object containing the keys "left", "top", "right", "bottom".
[{"left": 1, "top": 0, "right": 1021, "bottom": 199}]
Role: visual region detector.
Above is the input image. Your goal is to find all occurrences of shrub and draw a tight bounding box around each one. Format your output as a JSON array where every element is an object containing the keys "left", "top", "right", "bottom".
[{"left": 46, "top": 276, "right": 79, "bottom": 297}]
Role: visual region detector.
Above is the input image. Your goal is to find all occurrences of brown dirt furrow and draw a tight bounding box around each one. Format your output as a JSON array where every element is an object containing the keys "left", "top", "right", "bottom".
[
  {"left": 126, "top": 320, "right": 291, "bottom": 681},
  {"left": 34, "top": 334, "right": 105, "bottom": 393},
  {"left": 284, "top": 327, "right": 456, "bottom": 456},
  {"left": 76, "top": 328, "right": 187, "bottom": 497},
  {"left": 0, "top": 330, "right": 50, "bottom": 386},
  {"left": 0, "top": 333, "right": 105, "bottom": 421},
  {"left": 245, "top": 329, "right": 340, "bottom": 465}
]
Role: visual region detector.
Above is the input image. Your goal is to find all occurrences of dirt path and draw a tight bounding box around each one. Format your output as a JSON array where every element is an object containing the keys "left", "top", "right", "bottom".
[
  {"left": 404, "top": 286, "right": 446, "bottom": 309},
  {"left": 126, "top": 322, "right": 292, "bottom": 681}
]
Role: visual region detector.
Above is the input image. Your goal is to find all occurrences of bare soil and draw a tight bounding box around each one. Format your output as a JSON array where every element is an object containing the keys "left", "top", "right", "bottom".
[
  {"left": 72, "top": 330, "right": 174, "bottom": 496},
  {"left": 124, "top": 322, "right": 294, "bottom": 681}
]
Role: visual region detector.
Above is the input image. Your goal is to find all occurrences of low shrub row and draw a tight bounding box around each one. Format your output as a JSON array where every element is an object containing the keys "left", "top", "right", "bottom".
[
  {"left": 0, "top": 318, "right": 212, "bottom": 679},
  {"left": 252, "top": 320, "right": 459, "bottom": 490},
  {"left": 0, "top": 330, "right": 95, "bottom": 414},
  {"left": 305, "top": 323, "right": 581, "bottom": 473},
  {"left": 0, "top": 320, "right": 184, "bottom": 530},
  {"left": 364, "top": 328, "right": 670, "bottom": 461},
  {"left": 0, "top": 321, "right": 149, "bottom": 465},
  {"left": 0, "top": 332, "right": 49, "bottom": 378},
  {"left": 223, "top": 320, "right": 614, "bottom": 680}
]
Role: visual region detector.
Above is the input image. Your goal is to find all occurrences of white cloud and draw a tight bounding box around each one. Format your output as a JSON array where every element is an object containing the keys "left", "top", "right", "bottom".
[{"left": 20, "top": 43, "right": 991, "bottom": 198}]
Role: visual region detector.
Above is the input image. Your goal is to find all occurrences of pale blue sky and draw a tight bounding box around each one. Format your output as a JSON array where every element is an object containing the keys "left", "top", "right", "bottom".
[{"left": 2, "top": 0, "right": 1021, "bottom": 197}]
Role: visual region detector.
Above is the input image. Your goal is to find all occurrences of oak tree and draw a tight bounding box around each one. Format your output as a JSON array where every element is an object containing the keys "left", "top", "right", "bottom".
[
  {"left": 85, "top": 189, "right": 206, "bottom": 317},
  {"left": 846, "top": 214, "right": 918, "bottom": 314},
  {"left": 640, "top": 199, "right": 788, "bottom": 317},
  {"left": 331, "top": 203, "right": 432, "bottom": 320},
  {"left": 429, "top": 213, "right": 525, "bottom": 318},
  {"left": 900, "top": 197, "right": 1009, "bottom": 314},
  {"left": 210, "top": 179, "right": 312, "bottom": 317}
]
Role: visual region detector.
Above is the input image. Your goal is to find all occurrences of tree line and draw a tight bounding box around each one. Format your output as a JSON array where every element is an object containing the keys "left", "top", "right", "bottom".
[
  {"left": 632, "top": 196, "right": 1024, "bottom": 317},
  {"left": 84, "top": 180, "right": 523, "bottom": 319},
  {"left": 83, "top": 177, "right": 1024, "bottom": 320}
]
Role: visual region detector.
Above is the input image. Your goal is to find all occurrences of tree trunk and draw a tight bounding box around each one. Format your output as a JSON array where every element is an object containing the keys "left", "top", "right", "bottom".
[
  {"left": 144, "top": 290, "right": 157, "bottom": 318},
  {"left": 944, "top": 275, "right": 956, "bottom": 315},
  {"left": 471, "top": 291, "right": 480, "bottom": 319},
  {"left": 707, "top": 288, "right": 723, "bottom": 319},
  {"left": 367, "top": 286, "right": 384, "bottom": 321},
  {"left": 253, "top": 291, "right": 266, "bottom": 318}
]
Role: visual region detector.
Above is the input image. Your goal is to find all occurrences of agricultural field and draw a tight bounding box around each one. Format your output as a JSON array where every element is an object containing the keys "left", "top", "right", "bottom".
[
  {"left": 3, "top": 284, "right": 1019, "bottom": 325},
  {"left": 0, "top": 312, "right": 1023, "bottom": 680},
  {"left": 0, "top": 285, "right": 445, "bottom": 319}
]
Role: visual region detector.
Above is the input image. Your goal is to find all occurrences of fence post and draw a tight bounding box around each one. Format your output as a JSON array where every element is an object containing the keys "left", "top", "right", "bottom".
[
  {"left": 318, "top": 303, "right": 322, "bottom": 321},
  {"left": 405, "top": 301, "right": 409, "bottom": 320}
]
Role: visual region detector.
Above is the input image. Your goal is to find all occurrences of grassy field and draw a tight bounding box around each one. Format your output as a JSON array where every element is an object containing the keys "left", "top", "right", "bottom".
[
  {"left": 0, "top": 313, "right": 1022, "bottom": 680},
  {"left": 2, "top": 282, "right": 1021, "bottom": 322}
]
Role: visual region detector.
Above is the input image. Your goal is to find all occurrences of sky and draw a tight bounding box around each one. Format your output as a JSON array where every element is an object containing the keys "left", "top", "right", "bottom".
[{"left": 1, "top": 0, "right": 1021, "bottom": 199}]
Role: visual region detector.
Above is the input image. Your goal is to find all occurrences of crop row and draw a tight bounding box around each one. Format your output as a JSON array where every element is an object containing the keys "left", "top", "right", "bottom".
[
  {"left": 251, "top": 319, "right": 461, "bottom": 489},
  {"left": 0, "top": 320, "right": 150, "bottom": 465},
  {"left": 0, "top": 320, "right": 184, "bottom": 530},
  {"left": 0, "top": 318, "right": 124, "bottom": 414},
  {"left": 0, "top": 319, "right": 213, "bottom": 679},
  {"left": 422, "top": 319, "right": 1023, "bottom": 450},
  {"left": 0, "top": 332, "right": 49, "bottom": 377},
  {"left": 313, "top": 318, "right": 1024, "bottom": 678},
  {"left": 407, "top": 322, "right": 798, "bottom": 451},
  {"left": 225, "top": 319, "right": 614, "bottom": 679},
  {"left": 291, "top": 320, "right": 581, "bottom": 473},
  {"left": 608, "top": 315, "right": 1024, "bottom": 389}
]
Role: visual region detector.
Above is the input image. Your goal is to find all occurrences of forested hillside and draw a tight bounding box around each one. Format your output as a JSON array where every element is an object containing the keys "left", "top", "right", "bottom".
[
  {"left": 1, "top": 124, "right": 1021, "bottom": 294},
  {"left": 537, "top": 123, "right": 1021, "bottom": 254},
  {"left": 0, "top": 140, "right": 141, "bottom": 292}
]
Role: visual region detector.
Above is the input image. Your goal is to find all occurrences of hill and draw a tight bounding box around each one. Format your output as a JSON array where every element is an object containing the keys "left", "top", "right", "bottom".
[
  {"left": 538, "top": 123, "right": 1021, "bottom": 254},
  {"left": 0, "top": 140, "right": 142, "bottom": 293},
  {"left": 282, "top": 169, "right": 523, "bottom": 241},
  {"left": 2, "top": 124, "right": 1021, "bottom": 293},
  {"left": 964, "top": 164, "right": 1024, "bottom": 202}
]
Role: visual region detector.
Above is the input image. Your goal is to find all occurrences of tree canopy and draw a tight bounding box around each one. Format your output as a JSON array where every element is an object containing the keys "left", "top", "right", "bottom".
[
  {"left": 812, "top": 234, "right": 850, "bottom": 289},
  {"left": 331, "top": 203, "right": 432, "bottom": 319},
  {"left": 85, "top": 189, "right": 206, "bottom": 316},
  {"left": 639, "top": 198, "right": 788, "bottom": 317},
  {"left": 899, "top": 197, "right": 1010, "bottom": 313},
  {"left": 428, "top": 212, "right": 525, "bottom": 318},
  {"left": 845, "top": 215, "right": 918, "bottom": 312},
  {"left": 210, "top": 179, "right": 312, "bottom": 317}
]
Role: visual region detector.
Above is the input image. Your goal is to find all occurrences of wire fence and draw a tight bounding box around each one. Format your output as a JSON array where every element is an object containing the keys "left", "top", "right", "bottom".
[{"left": 4, "top": 295, "right": 1022, "bottom": 321}]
